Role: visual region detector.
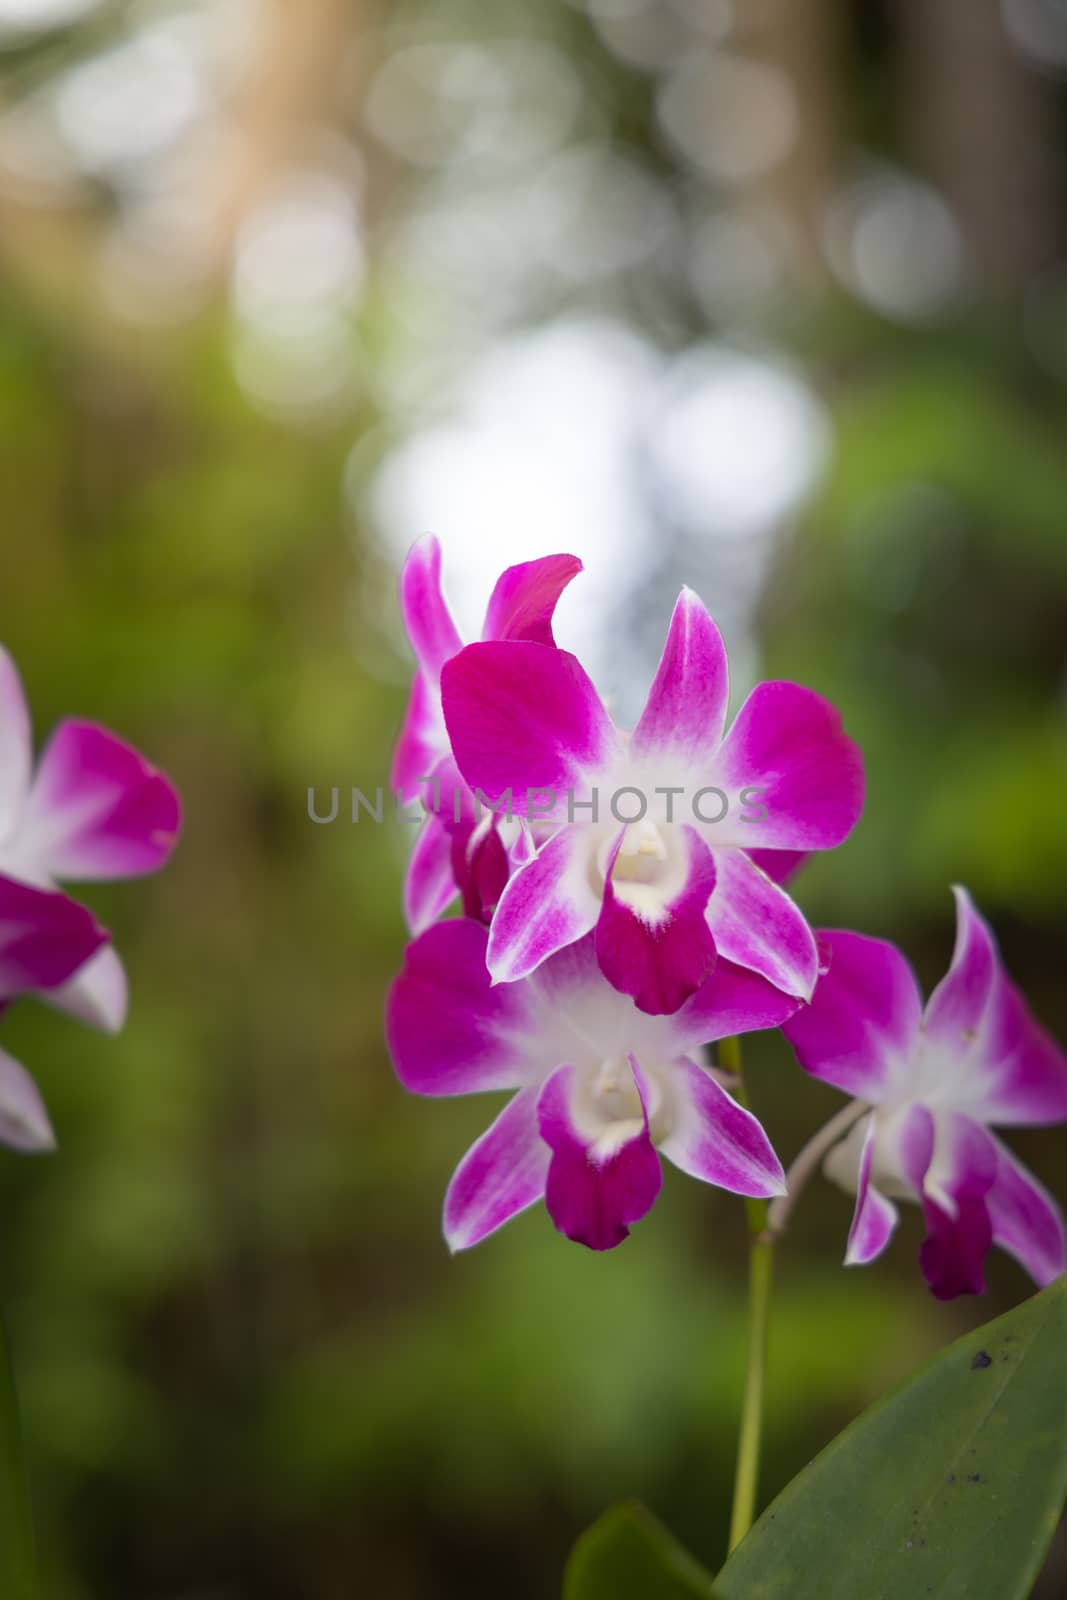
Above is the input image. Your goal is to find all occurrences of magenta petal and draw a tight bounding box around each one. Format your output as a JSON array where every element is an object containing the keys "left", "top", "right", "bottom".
[
  {"left": 745, "top": 848, "right": 810, "bottom": 887},
  {"left": 403, "top": 815, "right": 458, "bottom": 935},
  {"left": 986, "top": 1135, "right": 1065, "bottom": 1287},
  {"left": 918, "top": 1112, "right": 998, "bottom": 1301},
  {"left": 0, "top": 1047, "right": 55, "bottom": 1152},
  {"left": 538, "top": 1063, "right": 662, "bottom": 1250},
  {"left": 486, "top": 827, "right": 600, "bottom": 984},
  {"left": 631, "top": 589, "right": 729, "bottom": 765},
  {"left": 713, "top": 681, "right": 865, "bottom": 851},
  {"left": 391, "top": 673, "right": 449, "bottom": 802},
  {"left": 672, "top": 957, "right": 803, "bottom": 1051},
  {"left": 399, "top": 535, "right": 463, "bottom": 682},
  {"left": 0, "top": 876, "right": 108, "bottom": 997},
  {"left": 25, "top": 721, "right": 181, "bottom": 881},
  {"left": 451, "top": 820, "right": 510, "bottom": 925},
  {"left": 441, "top": 641, "right": 617, "bottom": 814},
  {"left": 926, "top": 888, "right": 1067, "bottom": 1127},
  {"left": 386, "top": 920, "right": 534, "bottom": 1096},
  {"left": 659, "top": 1058, "right": 785, "bottom": 1197},
  {"left": 704, "top": 848, "right": 819, "bottom": 1000},
  {"left": 443, "top": 1085, "right": 550, "bottom": 1251},
  {"left": 41, "top": 945, "right": 128, "bottom": 1034},
  {"left": 0, "top": 647, "right": 31, "bottom": 839},
  {"left": 844, "top": 1115, "right": 899, "bottom": 1266},
  {"left": 923, "top": 886, "right": 999, "bottom": 1048},
  {"left": 782, "top": 930, "right": 923, "bottom": 1100},
  {"left": 595, "top": 826, "right": 716, "bottom": 1015},
  {"left": 482, "top": 554, "right": 583, "bottom": 645}
]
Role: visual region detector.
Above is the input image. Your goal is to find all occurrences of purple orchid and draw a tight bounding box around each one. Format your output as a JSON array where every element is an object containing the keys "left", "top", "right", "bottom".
[
  {"left": 387, "top": 918, "right": 799, "bottom": 1251},
  {"left": 391, "top": 536, "right": 582, "bottom": 933},
  {"left": 782, "top": 887, "right": 1067, "bottom": 1300},
  {"left": 0, "top": 645, "right": 181, "bottom": 1146},
  {"left": 439, "top": 587, "right": 863, "bottom": 1014}
]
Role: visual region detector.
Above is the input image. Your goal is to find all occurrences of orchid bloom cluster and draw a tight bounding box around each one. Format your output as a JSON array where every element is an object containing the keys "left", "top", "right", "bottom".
[
  {"left": 385, "top": 540, "right": 1067, "bottom": 1298},
  {"left": 0, "top": 648, "right": 180, "bottom": 1149}
]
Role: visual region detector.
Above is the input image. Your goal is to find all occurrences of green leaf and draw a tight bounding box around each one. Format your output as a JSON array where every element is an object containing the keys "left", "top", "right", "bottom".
[
  {"left": 716, "top": 1277, "right": 1067, "bottom": 1600},
  {"left": 564, "top": 1500, "right": 719, "bottom": 1600}
]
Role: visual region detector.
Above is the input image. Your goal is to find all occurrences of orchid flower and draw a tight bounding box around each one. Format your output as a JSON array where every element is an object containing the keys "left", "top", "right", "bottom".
[
  {"left": 391, "top": 536, "right": 582, "bottom": 933},
  {"left": 0, "top": 646, "right": 181, "bottom": 1146},
  {"left": 439, "top": 588, "right": 863, "bottom": 1014},
  {"left": 387, "top": 918, "right": 799, "bottom": 1251},
  {"left": 782, "top": 888, "right": 1067, "bottom": 1300}
]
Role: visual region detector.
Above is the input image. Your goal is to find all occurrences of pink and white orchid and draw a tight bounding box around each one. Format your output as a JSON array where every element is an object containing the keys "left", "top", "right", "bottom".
[
  {"left": 440, "top": 588, "right": 863, "bottom": 1014},
  {"left": 391, "top": 536, "right": 582, "bottom": 933},
  {"left": 387, "top": 918, "right": 798, "bottom": 1251},
  {"left": 0, "top": 645, "right": 181, "bottom": 1147},
  {"left": 782, "top": 887, "right": 1067, "bottom": 1300}
]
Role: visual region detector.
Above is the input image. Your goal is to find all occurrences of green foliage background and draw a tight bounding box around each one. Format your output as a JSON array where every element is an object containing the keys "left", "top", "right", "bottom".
[{"left": 0, "top": 1, "right": 1066, "bottom": 1596}]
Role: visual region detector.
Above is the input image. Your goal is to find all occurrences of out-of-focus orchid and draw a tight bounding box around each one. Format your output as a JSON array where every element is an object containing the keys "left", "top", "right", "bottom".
[
  {"left": 387, "top": 918, "right": 799, "bottom": 1251},
  {"left": 0, "top": 646, "right": 181, "bottom": 1148},
  {"left": 782, "top": 888, "right": 1067, "bottom": 1299},
  {"left": 0, "top": 647, "right": 180, "bottom": 1034},
  {"left": 440, "top": 588, "right": 863, "bottom": 1014},
  {"left": 391, "top": 536, "right": 582, "bottom": 933}
]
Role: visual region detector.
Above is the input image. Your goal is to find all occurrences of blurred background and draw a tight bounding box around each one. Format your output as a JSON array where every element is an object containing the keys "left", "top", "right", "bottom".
[{"left": 0, "top": 0, "right": 1066, "bottom": 1594}]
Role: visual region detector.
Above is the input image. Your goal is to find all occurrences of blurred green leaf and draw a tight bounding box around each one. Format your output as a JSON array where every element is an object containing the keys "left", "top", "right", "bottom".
[
  {"left": 715, "top": 1278, "right": 1067, "bottom": 1600},
  {"left": 564, "top": 1501, "right": 718, "bottom": 1600}
]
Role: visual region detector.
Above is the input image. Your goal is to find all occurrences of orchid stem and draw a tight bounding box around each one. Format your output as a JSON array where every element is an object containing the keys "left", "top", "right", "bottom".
[
  {"left": 720, "top": 1034, "right": 772, "bottom": 1556},
  {"left": 765, "top": 1098, "right": 868, "bottom": 1241},
  {"left": 0, "top": 1305, "right": 36, "bottom": 1597}
]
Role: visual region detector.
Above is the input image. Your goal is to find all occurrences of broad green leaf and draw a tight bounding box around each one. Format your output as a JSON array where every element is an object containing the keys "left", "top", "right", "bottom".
[
  {"left": 564, "top": 1500, "right": 719, "bottom": 1600},
  {"left": 716, "top": 1276, "right": 1067, "bottom": 1600}
]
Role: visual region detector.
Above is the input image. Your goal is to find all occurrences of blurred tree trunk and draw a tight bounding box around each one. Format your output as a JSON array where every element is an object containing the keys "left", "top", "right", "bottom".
[
  {"left": 734, "top": 0, "right": 842, "bottom": 284},
  {"left": 893, "top": 0, "right": 1062, "bottom": 300},
  {"left": 191, "top": 0, "right": 356, "bottom": 286}
]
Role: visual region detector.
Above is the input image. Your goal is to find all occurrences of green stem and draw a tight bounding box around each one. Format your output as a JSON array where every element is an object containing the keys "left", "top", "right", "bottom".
[
  {"left": 0, "top": 1306, "right": 36, "bottom": 1597},
  {"left": 719, "top": 1035, "right": 773, "bottom": 1556}
]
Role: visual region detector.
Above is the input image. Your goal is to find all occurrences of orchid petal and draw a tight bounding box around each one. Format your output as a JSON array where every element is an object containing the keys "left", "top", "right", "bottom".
[
  {"left": 704, "top": 848, "right": 819, "bottom": 1000},
  {"left": 41, "top": 944, "right": 128, "bottom": 1034},
  {"left": 399, "top": 535, "right": 463, "bottom": 683},
  {"left": 671, "top": 956, "right": 803, "bottom": 1052},
  {"left": 923, "top": 885, "right": 999, "bottom": 1047},
  {"left": 745, "top": 848, "right": 810, "bottom": 887},
  {"left": 441, "top": 641, "right": 618, "bottom": 817},
  {"left": 986, "top": 1135, "right": 1065, "bottom": 1287},
  {"left": 595, "top": 825, "right": 716, "bottom": 1016},
  {"left": 0, "top": 647, "right": 32, "bottom": 841},
  {"left": 391, "top": 673, "right": 449, "bottom": 803},
  {"left": 844, "top": 1114, "right": 899, "bottom": 1266},
  {"left": 917, "top": 1111, "right": 998, "bottom": 1301},
  {"left": 403, "top": 815, "right": 458, "bottom": 935},
  {"left": 538, "top": 1062, "right": 661, "bottom": 1250},
  {"left": 631, "top": 589, "right": 729, "bottom": 766},
  {"left": 21, "top": 721, "right": 181, "bottom": 881},
  {"left": 443, "top": 1085, "right": 549, "bottom": 1251},
  {"left": 782, "top": 931, "right": 923, "bottom": 1100},
  {"left": 925, "top": 888, "right": 1067, "bottom": 1126},
  {"left": 482, "top": 554, "right": 583, "bottom": 645},
  {"left": 712, "top": 681, "right": 864, "bottom": 850},
  {"left": 0, "top": 876, "right": 108, "bottom": 997},
  {"left": 486, "top": 827, "right": 600, "bottom": 985},
  {"left": 0, "top": 1047, "right": 55, "bottom": 1152},
  {"left": 387, "top": 920, "right": 534, "bottom": 1096},
  {"left": 659, "top": 1058, "right": 785, "bottom": 1198},
  {"left": 451, "top": 818, "right": 510, "bottom": 925}
]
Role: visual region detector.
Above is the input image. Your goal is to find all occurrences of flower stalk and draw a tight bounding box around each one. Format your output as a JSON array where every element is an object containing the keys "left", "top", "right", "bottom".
[{"left": 722, "top": 1034, "right": 774, "bottom": 1555}]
